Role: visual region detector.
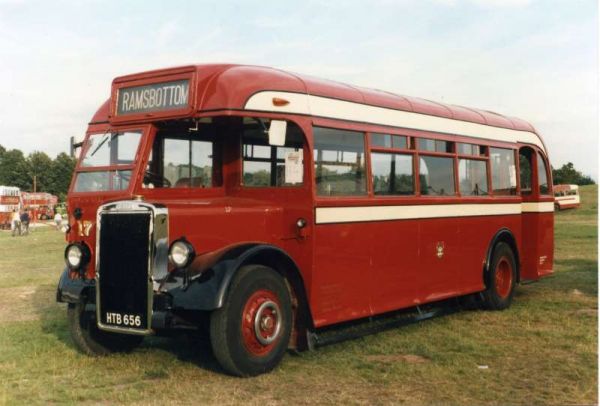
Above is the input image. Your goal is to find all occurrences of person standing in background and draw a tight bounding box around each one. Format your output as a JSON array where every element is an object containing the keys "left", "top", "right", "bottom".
[
  {"left": 11, "top": 209, "right": 21, "bottom": 237},
  {"left": 20, "top": 209, "right": 30, "bottom": 235},
  {"left": 54, "top": 211, "right": 63, "bottom": 230}
]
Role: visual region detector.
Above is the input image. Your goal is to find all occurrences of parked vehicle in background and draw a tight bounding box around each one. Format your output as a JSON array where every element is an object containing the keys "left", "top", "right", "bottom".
[
  {"left": 21, "top": 192, "right": 58, "bottom": 220},
  {"left": 56, "top": 64, "right": 554, "bottom": 377},
  {"left": 0, "top": 186, "right": 21, "bottom": 230},
  {"left": 554, "top": 184, "right": 580, "bottom": 210}
]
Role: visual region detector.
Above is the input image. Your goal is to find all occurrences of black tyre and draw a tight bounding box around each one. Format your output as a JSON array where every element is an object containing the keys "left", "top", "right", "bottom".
[
  {"left": 67, "top": 302, "right": 143, "bottom": 355},
  {"left": 210, "top": 265, "right": 292, "bottom": 377},
  {"left": 481, "top": 242, "right": 517, "bottom": 310}
]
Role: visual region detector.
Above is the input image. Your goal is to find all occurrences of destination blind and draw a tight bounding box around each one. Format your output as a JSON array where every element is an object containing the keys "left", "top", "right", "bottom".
[{"left": 117, "top": 79, "right": 189, "bottom": 115}]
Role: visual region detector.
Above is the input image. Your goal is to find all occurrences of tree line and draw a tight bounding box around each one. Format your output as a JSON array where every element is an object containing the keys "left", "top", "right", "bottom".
[
  {"left": 0, "top": 145, "right": 76, "bottom": 202},
  {"left": 552, "top": 162, "right": 595, "bottom": 186}
]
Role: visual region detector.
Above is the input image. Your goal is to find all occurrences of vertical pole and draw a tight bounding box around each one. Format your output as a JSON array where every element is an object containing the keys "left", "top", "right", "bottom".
[{"left": 33, "top": 175, "right": 37, "bottom": 193}]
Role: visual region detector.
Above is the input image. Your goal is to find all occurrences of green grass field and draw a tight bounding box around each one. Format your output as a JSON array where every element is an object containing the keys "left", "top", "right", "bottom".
[{"left": 0, "top": 187, "right": 597, "bottom": 405}]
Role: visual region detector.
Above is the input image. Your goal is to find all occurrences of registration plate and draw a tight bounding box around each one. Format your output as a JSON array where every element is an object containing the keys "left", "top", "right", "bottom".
[{"left": 105, "top": 312, "right": 143, "bottom": 328}]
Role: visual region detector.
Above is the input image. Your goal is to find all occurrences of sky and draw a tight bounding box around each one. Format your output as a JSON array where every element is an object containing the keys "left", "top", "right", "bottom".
[{"left": 0, "top": 0, "right": 597, "bottom": 178}]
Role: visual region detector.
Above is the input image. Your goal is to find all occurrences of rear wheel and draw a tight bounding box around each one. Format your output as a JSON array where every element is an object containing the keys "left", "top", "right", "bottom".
[
  {"left": 67, "top": 302, "right": 143, "bottom": 355},
  {"left": 481, "top": 242, "right": 517, "bottom": 310},
  {"left": 210, "top": 265, "right": 292, "bottom": 377}
]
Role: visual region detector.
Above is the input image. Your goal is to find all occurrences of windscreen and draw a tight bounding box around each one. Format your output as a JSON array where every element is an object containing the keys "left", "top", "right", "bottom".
[{"left": 74, "top": 131, "right": 142, "bottom": 192}]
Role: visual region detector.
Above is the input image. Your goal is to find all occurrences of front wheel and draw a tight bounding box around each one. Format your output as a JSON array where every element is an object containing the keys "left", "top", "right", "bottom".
[
  {"left": 67, "top": 302, "right": 144, "bottom": 355},
  {"left": 481, "top": 242, "right": 517, "bottom": 310},
  {"left": 210, "top": 265, "right": 292, "bottom": 377}
]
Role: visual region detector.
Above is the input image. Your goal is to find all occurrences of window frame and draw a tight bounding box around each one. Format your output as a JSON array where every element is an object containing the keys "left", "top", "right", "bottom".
[
  {"left": 415, "top": 136, "right": 458, "bottom": 197},
  {"left": 155, "top": 130, "right": 222, "bottom": 189},
  {"left": 313, "top": 125, "right": 369, "bottom": 197},
  {"left": 456, "top": 144, "right": 491, "bottom": 198},
  {"left": 457, "top": 156, "right": 490, "bottom": 197},
  {"left": 241, "top": 123, "right": 306, "bottom": 189},
  {"left": 489, "top": 146, "right": 519, "bottom": 196},
  {"left": 368, "top": 131, "right": 416, "bottom": 198}
]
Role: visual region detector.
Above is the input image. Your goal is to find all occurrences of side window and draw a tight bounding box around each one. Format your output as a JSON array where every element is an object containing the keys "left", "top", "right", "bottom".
[
  {"left": 458, "top": 159, "right": 488, "bottom": 195},
  {"left": 163, "top": 139, "right": 188, "bottom": 187},
  {"left": 519, "top": 149, "right": 533, "bottom": 195},
  {"left": 537, "top": 152, "right": 549, "bottom": 195},
  {"left": 371, "top": 153, "right": 414, "bottom": 195},
  {"left": 490, "top": 148, "right": 517, "bottom": 195},
  {"left": 313, "top": 127, "right": 366, "bottom": 196},
  {"left": 242, "top": 120, "right": 305, "bottom": 187},
  {"left": 419, "top": 156, "right": 455, "bottom": 196},
  {"left": 144, "top": 122, "right": 222, "bottom": 189},
  {"left": 163, "top": 139, "right": 216, "bottom": 188}
]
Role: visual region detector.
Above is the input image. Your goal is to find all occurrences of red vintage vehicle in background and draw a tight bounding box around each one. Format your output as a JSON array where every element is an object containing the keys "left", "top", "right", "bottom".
[
  {"left": 56, "top": 64, "right": 554, "bottom": 376},
  {"left": 0, "top": 186, "right": 21, "bottom": 229},
  {"left": 21, "top": 192, "right": 58, "bottom": 220}
]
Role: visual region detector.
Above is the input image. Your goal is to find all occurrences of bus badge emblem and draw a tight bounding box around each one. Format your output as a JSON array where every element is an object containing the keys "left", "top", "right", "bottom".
[{"left": 436, "top": 242, "right": 445, "bottom": 259}]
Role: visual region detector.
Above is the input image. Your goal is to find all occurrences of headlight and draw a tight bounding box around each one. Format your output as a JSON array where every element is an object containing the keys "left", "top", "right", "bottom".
[
  {"left": 168, "top": 239, "right": 195, "bottom": 269},
  {"left": 64, "top": 243, "right": 90, "bottom": 270}
]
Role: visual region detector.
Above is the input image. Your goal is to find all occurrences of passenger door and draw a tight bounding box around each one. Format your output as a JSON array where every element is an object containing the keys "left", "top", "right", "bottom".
[{"left": 519, "top": 147, "right": 554, "bottom": 280}]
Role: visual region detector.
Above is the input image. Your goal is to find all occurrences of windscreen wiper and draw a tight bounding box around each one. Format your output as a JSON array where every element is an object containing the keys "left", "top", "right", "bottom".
[{"left": 89, "top": 132, "right": 114, "bottom": 158}]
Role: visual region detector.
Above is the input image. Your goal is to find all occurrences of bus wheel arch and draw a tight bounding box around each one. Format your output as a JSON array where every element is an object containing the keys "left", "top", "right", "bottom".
[
  {"left": 210, "top": 264, "right": 293, "bottom": 376},
  {"left": 218, "top": 245, "right": 314, "bottom": 352},
  {"left": 484, "top": 228, "right": 520, "bottom": 287}
]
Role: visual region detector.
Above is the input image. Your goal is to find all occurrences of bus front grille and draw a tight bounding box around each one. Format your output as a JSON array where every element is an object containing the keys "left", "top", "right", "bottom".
[{"left": 97, "top": 211, "right": 152, "bottom": 333}]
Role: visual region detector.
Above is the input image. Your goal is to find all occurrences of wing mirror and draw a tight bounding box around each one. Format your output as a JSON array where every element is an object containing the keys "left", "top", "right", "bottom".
[{"left": 268, "top": 120, "right": 287, "bottom": 146}]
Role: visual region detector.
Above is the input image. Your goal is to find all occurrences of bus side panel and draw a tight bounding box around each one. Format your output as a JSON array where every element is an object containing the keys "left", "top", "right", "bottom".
[
  {"left": 312, "top": 223, "right": 372, "bottom": 327},
  {"left": 369, "top": 219, "right": 420, "bottom": 315},
  {"left": 416, "top": 218, "right": 461, "bottom": 303},
  {"left": 521, "top": 212, "right": 554, "bottom": 280},
  {"left": 312, "top": 213, "right": 525, "bottom": 327}
]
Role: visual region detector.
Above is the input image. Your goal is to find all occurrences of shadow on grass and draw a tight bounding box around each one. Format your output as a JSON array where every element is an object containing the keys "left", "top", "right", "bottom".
[
  {"left": 143, "top": 331, "right": 225, "bottom": 375},
  {"left": 541, "top": 258, "right": 598, "bottom": 296},
  {"left": 32, "top": 285, "right": 226, "bottom": 375}
]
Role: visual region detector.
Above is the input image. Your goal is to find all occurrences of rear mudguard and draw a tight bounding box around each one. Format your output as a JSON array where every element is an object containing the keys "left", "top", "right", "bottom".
[{"left": 483, "top": 228, "right": 521, "bottom": 287}]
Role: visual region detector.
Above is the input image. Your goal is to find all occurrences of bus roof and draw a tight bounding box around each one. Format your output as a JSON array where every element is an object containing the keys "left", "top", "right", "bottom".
[{"left": 91, "top": 64, "right": 545, "bottom": 152}]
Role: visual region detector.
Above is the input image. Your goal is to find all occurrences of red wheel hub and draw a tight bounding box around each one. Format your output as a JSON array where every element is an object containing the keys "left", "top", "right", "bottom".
[
  {"left": 241, "top": 289, "right": 282, "bottom": 356},
  {"left": 495, "top": 257, "right": 513, "bottom": 299}
]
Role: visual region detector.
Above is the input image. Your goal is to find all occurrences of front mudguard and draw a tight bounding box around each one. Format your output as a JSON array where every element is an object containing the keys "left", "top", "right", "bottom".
[
  {"left": 168, "top": 244, "right": 303, "bottom": 312},
  {"left": 56, "top": 268, "right": 95, "bottom": 303}
]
